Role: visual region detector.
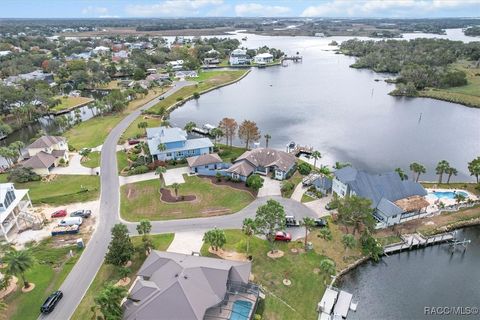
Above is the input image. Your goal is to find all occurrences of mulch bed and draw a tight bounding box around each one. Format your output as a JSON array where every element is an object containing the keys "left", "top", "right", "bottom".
[
  {"left": 201, "top": 176, "right": 257, "bottom": 197},
  {"left": 160, "top": 188, "right": 196, "bottom": 203}
]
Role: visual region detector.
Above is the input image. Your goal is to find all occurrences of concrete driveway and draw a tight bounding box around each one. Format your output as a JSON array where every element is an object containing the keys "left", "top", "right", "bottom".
[
  {"left": 163, "top": 167, "right": 189, "bottom": 186},
  {"left": 304, "top": 194, "right": 333, "bottom": 218},
  {"left": 167, "top": 230, "right": 205, "bottom": 254},
  {"left": 257, "top": 177, "right": 281, "bottom": 197},
  {"left": 51, "top": 153, "right": 98, "bottom": 175}
]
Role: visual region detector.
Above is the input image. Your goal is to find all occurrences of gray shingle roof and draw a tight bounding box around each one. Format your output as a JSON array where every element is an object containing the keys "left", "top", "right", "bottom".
[
  {"left": 123, "top": 251, "right": 251, "bottom": 320},
  {"left": 22, "top": 151, "right": 56, "bottom": 169},
  {"left": 28, "top": 136, "right": 65, "bottom": 149},
  {"left": 235, "top": 148, "right": 296, "bottom": 172},
  {"left": 187, "top": 153, "right": 222, "bottom": 167},
  {"left": 226, "top": 161, "right": 255, "bottom": 177}
]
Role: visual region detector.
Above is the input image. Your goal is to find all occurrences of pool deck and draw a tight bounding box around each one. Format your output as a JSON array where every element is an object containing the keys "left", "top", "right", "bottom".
[
  {"left": 425, "top": 188, "right": 477, "bottom": 207},
  {"left": 204, "top": 293, "right": 257, "bottom": 320}
]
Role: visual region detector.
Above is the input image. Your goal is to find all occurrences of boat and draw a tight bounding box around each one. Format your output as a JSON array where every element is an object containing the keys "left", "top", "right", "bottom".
[{"left": 242, "top": 36, "right": 247, "bottom": 41}]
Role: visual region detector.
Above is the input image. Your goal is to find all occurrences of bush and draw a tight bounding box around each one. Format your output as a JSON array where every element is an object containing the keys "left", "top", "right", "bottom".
[
  {"left": 147, "top": 160, "right": 166, "bottom": 170},
  {"left": 246, "top": 174, "right": 264, "bottom": 191},
  {"left": 298, "top": 162, "right": 312, "bottom": 175},
  {"left": 129, "top": 165, "right": 149, "bottom": 175},
  {"left": 215, "top": 172, "right": 222, "bottom": 182},
  {"left": 176, "top": 97, "right": 184, "bottom": 102},
  {"left": 193, "top": 92, "right": 200, "bottom": 99},
  {"left": 128, "top": 153, "right": 139, "bottom": 162},
  {"left": 281, "top": 181, "right": 295, "bottom": 193},
  {"left": 8, "top": 167, "right": 41, "bottom": 183}
]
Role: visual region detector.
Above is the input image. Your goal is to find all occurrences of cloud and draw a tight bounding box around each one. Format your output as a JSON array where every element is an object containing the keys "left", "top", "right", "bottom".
[
  {"left": 301, "top": 0, "right": 480, "bottom": 17},
  {"left": 81, "top": 6, "right": 109, "bottom": 16},
  {"left": 125, "top": 0, "right": 224, "bottom": 17},
  {"left": 235, "top": 3, "right": 291, "bottom": 16}
]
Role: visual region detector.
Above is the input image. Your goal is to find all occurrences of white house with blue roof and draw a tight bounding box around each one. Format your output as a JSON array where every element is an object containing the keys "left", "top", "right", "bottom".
[
  {"left": 147, "top": 126, "right": 214, "bottom": 161},
  {"left": 332, "top": 167, "right": 429, "bottom": 227}
]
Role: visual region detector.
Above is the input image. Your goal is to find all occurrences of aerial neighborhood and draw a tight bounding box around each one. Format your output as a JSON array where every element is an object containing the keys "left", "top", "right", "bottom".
[{"left": 0, "top": 7, "right": 479, "bottom": 320}]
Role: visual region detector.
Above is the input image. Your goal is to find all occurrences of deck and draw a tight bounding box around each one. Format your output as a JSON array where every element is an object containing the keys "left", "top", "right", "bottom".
[{"left": 384, "top": 232, "right": 455, "bottom": 255}]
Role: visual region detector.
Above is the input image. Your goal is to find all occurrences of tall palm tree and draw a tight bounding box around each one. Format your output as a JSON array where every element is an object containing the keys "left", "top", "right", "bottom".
[
  {"left": 242, "top": 218, "right": 256, "bottom": 255},
  {"left": 137, "top": 121, "right": 148, "bottom": 136},
  {"left": 301, "top": 217, "right": 316, "bottom": 249},
  {"left": 342, "top": 234, "right": 356, "bottom": 258},
  {"left": 395, "top": 167, "right": 408, "bottom": 181},
  {"left": 264, "top": 134, "right": 271, "bottom": 148},
  {"left": 184, "top": 121, "right": 196, "bottom": 133},
  {"left": 171, "top": 183, "right": 180, "bottom": 200},
  {"left": 454, "top": 193, "right": 466, "bottom": 204},
  {"left": 319, "top": 258, "right": 336, "bottom": 276},
  {"left": 436, "top": 160, "right": 450, "bottom": 184},
  {"left": 155, "top": 166, "right": 167, "bottom": 192},
  {"left": 311, "top": 150, "right": 322, "bottom": 169},
  {"left": 445, "top": 166, "right": 458, "bottom": 184},
  {"left": 4, "top": 249, "right": 34, "bottom": 288},
  {"left": 157, "top": 143, "right": 166, "bottom": 153},
  {"left": 409, "top": 162, "right": 426, "bottom": 182}
]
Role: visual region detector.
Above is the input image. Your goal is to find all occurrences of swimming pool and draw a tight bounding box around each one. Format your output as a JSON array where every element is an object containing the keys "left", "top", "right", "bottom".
[
  {"left": 429, "top": 191, "right": 468, "bottom": 200},
  {"left": 229, "top": 300, "right": 253, "bottom": 320}
]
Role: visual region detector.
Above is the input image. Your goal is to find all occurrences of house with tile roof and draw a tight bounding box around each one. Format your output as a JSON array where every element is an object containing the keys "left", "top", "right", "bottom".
[
  {"left": 332, "top": 167, "right": 429, "bottom": 227},
  {"left": 226, "top": 148, "right": 296, "bottom": 181},
  {"left": 22, "top": 136, "right": 69, "bottom": 175},
  {"left": 123, "top": 251, "right": 260, "bottom": 320}
]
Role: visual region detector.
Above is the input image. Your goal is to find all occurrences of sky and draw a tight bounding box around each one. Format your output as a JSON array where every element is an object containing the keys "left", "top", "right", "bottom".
[{"left": 0, "top": 0, "right": 479, "bottom": 18}]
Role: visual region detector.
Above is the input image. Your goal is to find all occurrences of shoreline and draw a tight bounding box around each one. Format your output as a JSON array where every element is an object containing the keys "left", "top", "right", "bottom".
[{"left": 47, "top": 98, "right": 95, "bottom": 116}]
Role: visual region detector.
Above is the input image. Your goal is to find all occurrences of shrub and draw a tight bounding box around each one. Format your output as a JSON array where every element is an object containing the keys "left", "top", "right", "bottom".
[
  {"left": 129, "top": 165, "right": 149, "bottom": 175},
  {"left": 128, "top": 153, "right": 139, "bottom": 162},
  {"left": 246, "top": 174, "right": 264, "bottom": 191},
  {"left": 8, "top": 167, "right": 41, "bottom": 183},
  {"left": 281, "top": 181, "right": 295, "bottom": 193},
  {"left": 176, "top": 97, "right": 184, "bottom": 102},
  {"left": 215, "top": 172, "right": 222, "bottom": 182},
  {"left": 298, "top": 162, "right": 312, "bottom": 175},
  {"left": 193, "top": 92, "right": 200, "bottom": 99}
]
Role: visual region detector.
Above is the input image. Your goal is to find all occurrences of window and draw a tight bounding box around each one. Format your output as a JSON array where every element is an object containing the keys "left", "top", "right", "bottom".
[
  {"left": 392, "top": 215, "right": 397, "bottom": 219},
  {"left": 166, "top": 153, "right": 172, "bottom": 157}
]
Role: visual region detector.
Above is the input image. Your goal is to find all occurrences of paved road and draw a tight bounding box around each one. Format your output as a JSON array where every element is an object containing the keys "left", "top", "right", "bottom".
[{"left": 41, "top": 81, "right": 194, "bottom": 320}]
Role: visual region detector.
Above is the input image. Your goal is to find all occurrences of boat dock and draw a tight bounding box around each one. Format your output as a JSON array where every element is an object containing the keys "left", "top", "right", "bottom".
[
  {"left": 317, "top": 286, "right": 356, "bottom": 320},
  {"left": 383, "top": 232, "right": 456, "bottom": 255},
  {"left": 192, "top": 124, "right": 216, "bottom": 136},
  {"left": 284, "top": 55, "right": 303, "bottom": 62},
  {"left": 289, "top": 145, "right": 313, "bottom": 157}
]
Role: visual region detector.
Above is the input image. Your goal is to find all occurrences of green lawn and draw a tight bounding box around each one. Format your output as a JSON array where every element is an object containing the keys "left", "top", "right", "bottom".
[
  {"left": 5, "top": 240, "right": 81, "bottom": 320},
  {"left": 282, "top": 171, "right": 303, "bottom": 198},
  {"left": 200, "top": 230, "right": 331, "bottom": 320},
  {"left": 301, "top": 193, "right": 316, "bottom": 203},
  {"left": 117, "top": 150, "right": 129, "bottom": 174},
  {"left": 217, "top": 144, "right": 247, "bottom": 163},
  {"left": 0, "top": 174, "right": 100, "bottom": 205},
  {"left": 121, "top": 175, "right": 254, "bottom": 221},
  {"left": 50, "top": 96, "right": 94, "bottom": 112},
  {"left": 72, "top": 233, "right": 174, "bottom": 320},
  {"left": 81, "top": 151, "right": 100, "bottom": 168},
  {"left": 122, "top": 116, "right": 163, "bottom": 140}
]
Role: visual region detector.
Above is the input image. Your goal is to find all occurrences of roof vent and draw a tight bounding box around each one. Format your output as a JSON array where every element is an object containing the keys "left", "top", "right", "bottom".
[
  {"left": 175, "top": 274, "right": 179, "bottom": 278},
  {"left": 184, "top": 275, "right": 188, "bottom": 279}
]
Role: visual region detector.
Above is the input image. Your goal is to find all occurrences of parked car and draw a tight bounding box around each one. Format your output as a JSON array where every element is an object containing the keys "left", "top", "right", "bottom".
[
  {"left": 58, "top": 217, "right": 83, "bottom": 226},
  {"left": 128, "top": 139, "right": 140, "bottom": 145},
  {"left": 51, "top": 209, "right": 67, "bottom": 218},
  {"left": 314, "top": 218, "right": 328, "bottom": 228},
  {"left": 70, "top": 209, "right": 91, "bottom": 218},
  {"left": 40, "top": 290, "right": 63, "bottom": 314},
  {"left": 274, "top": 231, "right": 292, "bottom": 242},
  {"left": 285, "top": 215, "right": 300, "bottom": 227}
]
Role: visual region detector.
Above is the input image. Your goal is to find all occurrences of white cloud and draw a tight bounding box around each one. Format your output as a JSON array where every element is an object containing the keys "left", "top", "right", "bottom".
[
  {"left": 125, "top": 0, "right": 224, "bottom": 17},
  {"left": 301, "top": 0, "right": 480, "bottom": 17},
  {"left": 81, "top": 6, "right": 109, "bottom": 16},
  {"left": 235, "top": 3, "right": 291, "bottom": 17}
]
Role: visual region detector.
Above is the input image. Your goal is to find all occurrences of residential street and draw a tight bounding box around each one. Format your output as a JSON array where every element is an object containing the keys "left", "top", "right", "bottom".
[{"left": 40, "top": 81, "right": 194, "bottom": 320}]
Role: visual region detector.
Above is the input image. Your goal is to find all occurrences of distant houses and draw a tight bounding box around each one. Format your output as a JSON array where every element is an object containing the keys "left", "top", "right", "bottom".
[
  {"left": 4, "top": 70, "right": 54, "bottom": 86},
  {"left": 147, "top": 126, "right": 213, "bottom": 161},
  {"left": 21, "top": 136, "right": 69, "bottom": 175}
]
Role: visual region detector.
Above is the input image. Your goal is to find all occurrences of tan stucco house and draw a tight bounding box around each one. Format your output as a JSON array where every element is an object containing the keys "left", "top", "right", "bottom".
[{"left": 22, "top": 136, "right": 69, "bottom": 175}]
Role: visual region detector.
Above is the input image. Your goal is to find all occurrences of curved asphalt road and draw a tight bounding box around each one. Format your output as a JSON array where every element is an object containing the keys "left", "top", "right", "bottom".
[{"left": 41, "top": 81, "right": 194, "bottom": 320}]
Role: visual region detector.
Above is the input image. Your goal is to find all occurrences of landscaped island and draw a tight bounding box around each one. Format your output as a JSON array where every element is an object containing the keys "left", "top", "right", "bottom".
[{"left": 339, "top": 38, "right": 480, "bottom": 108}]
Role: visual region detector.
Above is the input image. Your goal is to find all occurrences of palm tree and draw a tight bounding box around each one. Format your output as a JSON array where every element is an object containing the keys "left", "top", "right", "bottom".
[
  {"left": 155, "top": 166, "right": 166, "bottom": 192},
  {"left": 137, "top": 121, "right": 148, "bottom": 136},
  {"left": 300, "top": 217, "right": 316, "bottom": 249},
  {"left": 342, "top": 234, "right": 356, "bottom": 258},
  {"left": 436, "top": 160, "right": 450, "bottom": 184},
  {"left": 94, "top": 282, "right": 127, "bottom": 320},
  {"left": 242, "top": 218, "right": 256, "bottom": 255},
  {"left": 184, "top": 121, "right": 196, "bottom": 133},
  {"left": 454, "top": 193, "right": 466, "bottom": 204},
  {"left": 409, "top": 162, "right": 426, "bottom": 182},
  {"left": 311, "top": 150, "right": 321, "bottom": 169},
  {"left": 264, "top": 134, "right": 271, "bottom": 148},
  {"left": 395, "top": 167, "right": 408, "bottom": 181},
  {"left": 210, "top": 128, "right": 224, "bottom": 147},
  {"left": 4, "top": 249, "right": 34, "bottom": 289},
  {"left": 157, "top": 143, "right": 166, "bottom": 153},
  {"left": 445, "top": 166, "right": 458, "bottom": 184},
  {"left": 319, "top": 258, "right": 336, "bottom": 276},
  {"left": 171, "top": 183, "right": 180, "bottom": 200}
]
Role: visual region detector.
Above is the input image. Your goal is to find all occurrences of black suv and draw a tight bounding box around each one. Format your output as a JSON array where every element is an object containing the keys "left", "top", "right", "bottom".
[
  {"left": 70, "top": 209, "right": 92, "bottom": 218},
  {"left": 40, "top": 290, "right": 63, "bottom": 314},
  {"left": 314, "top": 218, "right": 328, "bottom": 228}
]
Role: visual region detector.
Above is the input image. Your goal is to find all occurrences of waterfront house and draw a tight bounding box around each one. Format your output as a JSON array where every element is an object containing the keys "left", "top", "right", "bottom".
[
  {"left": 22, "top": 136, "right": 69, "bottom": 175},
  {"left": 0, "top": 183, "right": 35, "bottom": 243},
  {"left": 123, "top": 251, "right": 259, "bottom": 320},
  {"left": 168, "top": 60, "right": 184, "bottom": 71},
  {"left": 147, "top": 126, "right": 213, "bottom": 161},
  {"left": 226, "top": 148, "right": 296, "bottom": 181},
  {"left": 229, "top": 48, "right": 249, "bottom": 65},
  {"left": 332, "top": 167, "right": 429, "bottom": 227},
  {"left": 312, "top": 174, "right": 333, "bottom": 194},
  {"left": 254, "top": 53, "right": 274, "bottom": 64},
  {"left": 187, "top": 153, "right": 229, "bottom": 175}
]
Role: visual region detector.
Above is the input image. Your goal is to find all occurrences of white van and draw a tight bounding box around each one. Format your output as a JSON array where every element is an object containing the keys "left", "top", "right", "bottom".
[{"left": 58, "top": 217, "right": 83, "bottom": 226}]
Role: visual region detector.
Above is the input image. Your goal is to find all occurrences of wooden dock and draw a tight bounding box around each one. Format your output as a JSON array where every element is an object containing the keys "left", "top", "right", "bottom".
[
  {"left": 289, "top": 145, "right": 313, "bottom": 157},
  {"left": 384, "top": 232, "right": 455, "bottom": 255},
  {"left": 284, "top": 56, "right": 303, "bottom": 62}
]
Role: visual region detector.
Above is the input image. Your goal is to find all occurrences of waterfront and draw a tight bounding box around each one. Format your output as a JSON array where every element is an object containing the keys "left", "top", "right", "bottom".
[
  {"left": 338, "top": 226, "right": 480, "bottom": 320},
  {"left": 169, "top": 30, "right": 480, "bottom": 181}
]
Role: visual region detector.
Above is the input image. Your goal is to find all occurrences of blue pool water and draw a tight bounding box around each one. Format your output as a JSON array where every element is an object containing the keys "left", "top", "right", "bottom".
[
  {"left": 430, "top": 191, "right": 468, "bottom": 199},
  {"left": 229, "top": 300, "right": 253, "bottom": 320}
]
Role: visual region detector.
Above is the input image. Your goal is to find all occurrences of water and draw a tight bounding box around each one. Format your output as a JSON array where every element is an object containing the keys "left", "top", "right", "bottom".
[
  {"left": 230, "top": 300, "right": 253, "bottom": 320},
  {"left": 429, "top": 191, "right": 469, "bottom": 200},
  {"left": 338, "top": 226, "right": 480, "bottom": 320},
  {"left": 169, "top": 30, "right": 480, "bottom": 181}
]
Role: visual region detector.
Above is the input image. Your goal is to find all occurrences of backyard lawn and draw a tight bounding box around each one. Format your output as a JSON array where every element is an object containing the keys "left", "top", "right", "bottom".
[
  {"left": 81, "top": 151, "right": 100, "bottom": 168},
  {"left": 72, "top": 233, "right": 174, "bottom": 320},
  {"left": 120, "top": 175, "right": 254, "bottom": 221},
  {"left": 4, "top": 239, "right": 82, "bottom": 320},
  {"left": 50, "top": 96, "right": 94, "bottom": 112},
  {"left": 0, "top": 174, "right": 100, "bottom": 205},
  {"left": 200, "top": 230, "right": 335, "bottom": 320},
  {"left": 217, "top": 144, "right": 247, "bottom": 163}
]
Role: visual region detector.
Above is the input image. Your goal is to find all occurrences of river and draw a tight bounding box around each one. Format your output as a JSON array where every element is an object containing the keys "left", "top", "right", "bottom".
[
  {"left": 338, "top": 226, "right": 480, "bottom": 320},
  {"left": 169, "top": 29, "right": 480, "bottom": 181}
]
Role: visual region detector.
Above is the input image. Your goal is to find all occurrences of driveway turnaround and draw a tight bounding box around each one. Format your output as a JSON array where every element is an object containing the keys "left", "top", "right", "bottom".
[
  {"left": 50, "top": 153, "right": 98, "bottom": 175},
  {"left": 40, "top": 81, "right": 195, "bottom": 320},
  {"left": 257, "top": 177, "right": 282, "bottom": 197},
  {"left": 163, "top": 167, "right": 189, "bottom": 186},
  {"left": 167, "top": 230, "right": 205, "bottom": 255}
]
